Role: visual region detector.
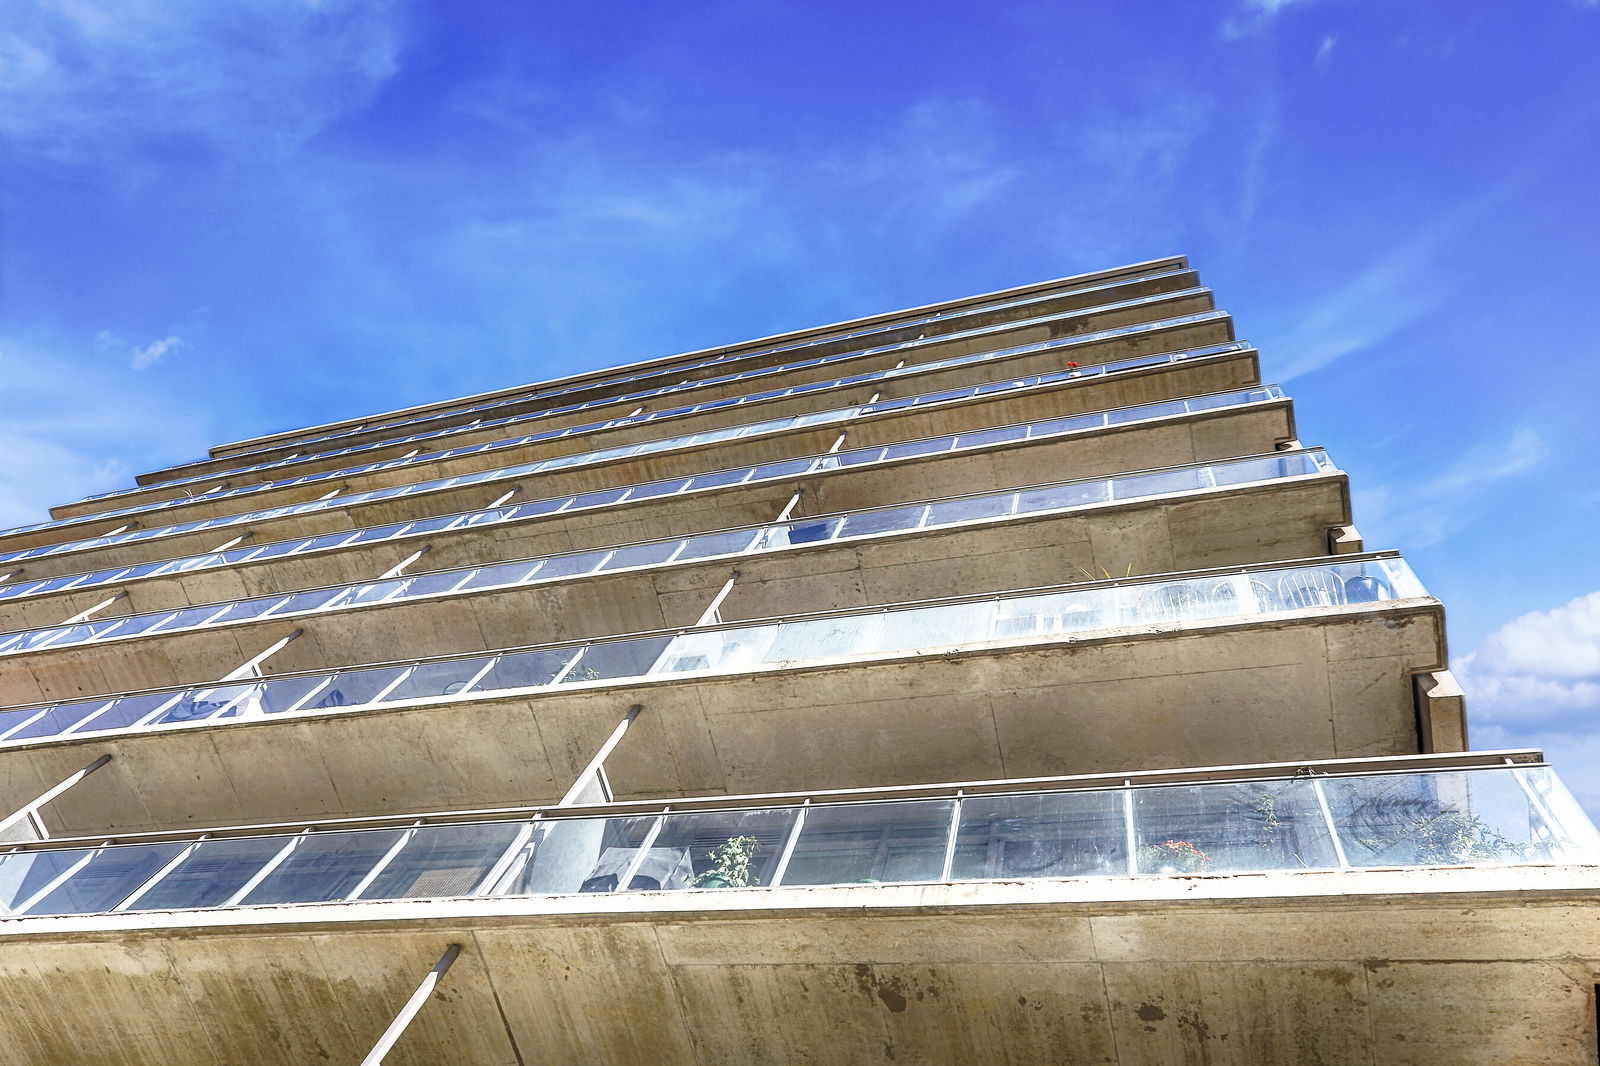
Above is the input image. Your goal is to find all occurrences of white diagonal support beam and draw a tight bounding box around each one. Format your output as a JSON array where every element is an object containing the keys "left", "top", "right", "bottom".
[{"left": 357, "top": 944, "right": 463, "bottom": 1066}]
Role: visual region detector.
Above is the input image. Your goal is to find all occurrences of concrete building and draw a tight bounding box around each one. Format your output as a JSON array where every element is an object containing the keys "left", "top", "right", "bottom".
[{"left": 0, "top": 255, "right": 1595, "bottom": 1063}]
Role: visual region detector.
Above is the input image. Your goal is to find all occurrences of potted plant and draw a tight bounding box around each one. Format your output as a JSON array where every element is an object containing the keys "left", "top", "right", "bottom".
[
  {"left": 692, "top": 835, "right": 760, "bottom": 888},
  {"left": 1137, "top": 838, "right": 1213, "bottom": 874}
]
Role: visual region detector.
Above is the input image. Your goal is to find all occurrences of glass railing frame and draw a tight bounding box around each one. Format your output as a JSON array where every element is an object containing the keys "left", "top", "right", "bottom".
[
  {"left": 0, "top": 550, "right": 1429, "bottom": 747},
  {"left": 0, "top": 448, "right": 1341, "bottom": 658},
  {"left": 0, "top": 758, "right": 1591, "bottom": 921},
  {"left": 0, "top": 376, "right": 1285, "bottom": 577}
]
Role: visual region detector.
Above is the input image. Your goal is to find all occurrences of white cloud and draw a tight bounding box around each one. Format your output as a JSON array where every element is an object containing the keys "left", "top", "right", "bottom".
[
  {"left": 129, "top": 335, "right": 183, "bottom": 370},
  {"left": 1454, "top": 591, "right": 1600, "bottom": 819},
  {"left": 0, "top": 0, "right": 402, "bottom": 162}
]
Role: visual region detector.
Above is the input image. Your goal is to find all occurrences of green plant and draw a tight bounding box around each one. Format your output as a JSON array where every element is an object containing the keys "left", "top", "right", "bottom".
[
  {"left": 692, "top": 835, "right": 760, "bottom": 888},
  {"left": 1137, "top": 838, "right": 1213, "bottom": 874}
]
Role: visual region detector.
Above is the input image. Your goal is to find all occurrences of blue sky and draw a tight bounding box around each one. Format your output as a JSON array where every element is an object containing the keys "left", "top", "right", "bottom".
[{"left": 3, "top": 0, "right": 1599, "bottom": 810}]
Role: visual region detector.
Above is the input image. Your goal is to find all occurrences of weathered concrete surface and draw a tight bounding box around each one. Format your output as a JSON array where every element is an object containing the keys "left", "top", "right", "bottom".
[
  {"left": 200, "top": 256, "right": 1192, "bottom": 462},
  {"left": 0, "top": 868, "right": 1594, "bottom": 1064},
  {"left": 0, "top": 475, "right": 1349, "bottom": 698},
  {"left": 0, "top": 599, "right": 1445, "bottom": 835}
]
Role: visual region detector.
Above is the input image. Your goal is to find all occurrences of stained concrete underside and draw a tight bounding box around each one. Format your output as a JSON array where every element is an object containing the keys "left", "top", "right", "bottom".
[
  {"left": 3, "top": 599, "right": 1447, "bottom": 835},
  {"left": 0, "top": 869, "right": 1595, "bottom": 1065}
]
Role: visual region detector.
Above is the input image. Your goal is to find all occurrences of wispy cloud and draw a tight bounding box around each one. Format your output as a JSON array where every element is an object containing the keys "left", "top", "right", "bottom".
[
  {"left": 0, "top": 341, "right": 210, "bottom": 529},
  {"left": 0, "top": 0, "right": 402, "bottom": 162},
  {"left": 1222, "top": 0, "right": 1321, "bottom": 39},
  {"left": 96, "top": 330, "right": 187, "bottom": 370},
  {"left": 1454, "top": 590, "right": 1600, "bottom": 816},
  {"left": 1354, "top": 426, "right": 1548, "bottom": 548},
  {"left": 1315, "top": 35, "right": 1338, "bottom": 69},
  {"left": 129, "top": 335, "right": 183, "bottom": 370}
]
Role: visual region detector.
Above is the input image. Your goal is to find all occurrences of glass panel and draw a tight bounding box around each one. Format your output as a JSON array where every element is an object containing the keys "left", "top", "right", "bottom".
[
  {"left": 768, "top": 517, "right": 845, "bottom": 547},
  {"left": 457, "top": 560, "right": 544, "bottom": 591},
  {"left": 1112, "top": 467, "right": 1210, "bottom": 498},
  {"left": 474, "top": 649, "right": 577, "bottom": 692},
  {"left": 513, "top": 815, "right": 657, "bottom": 894},
  {"left": 90, "top": 691, "right": 198, "bottom": 731},
  {"left": 605, "top": 541, "right": 693, "bottom": 570},
  {"left": 835, "top": 504, "right": 923, "bottom": 539},
  {"left": 24, "top": 842, "right": 187, "bottom": 915},
  {"left": 881, "top": 437, "right": 952, "bottom": 461},
  {"left": 674, "top": 528, "right": 763, "bottom": 561},
  {"left": 263, "top": 588, "right": 343, "bottom": 615},
  {"left": 762, "top": 614, "right": 877, "bottom": 662},
  {"left": 570, "top": 487, "right": 631, "bottom": 510},
  {"left": 782, "top": 800, "right": 954, "bottom": 886},
  {"left": 4, "top": 700, "right": 114, "bottom": 742},
  {"left": 953, "top": 791, "right": 1127, "bottom": 879},
  {"left": 238, "top": 830, "right": 405, "bottom": 905},
  {"left": 301, "top": 666, "right": 411, "bottom": 710},
  {"left": 235, "top": 674, "right": 335, "bottom": 716},
  {"left": 749, "top": 458, "right": 816, "bottom": 480},
  {"left": 638, "top": 808, "right": 798, "bottom": 890},
  {"left": 563, "top": 636, "right": 675, "bottom": 683},
  {"left": 1132, "top": 779, "right": 1337, "bottom": 873},
  {"left": 622, "top": 478, "right": 691, "bottom": 502},
  {"left": 0, "top": 849, "right": 98, "bottom": 914},
  {"left": 686, "top": 466, "right": 755, "bottom": 490},
  {"left": 1322, "top": 771, "right": 1552, "bottom": 867},
  {"left": 379, "top": 660, "right": 487, "bottom": 703},
  {"left": 400, "top": 570, "right": 476, "bottom": 598},
  {"left": 653, "top": 626, "right": 774, "bottom": 674},
  {"left": 358, "top": 822, "right": 525, "bottom": 899},
  {"left": 1014, "top": 481, "right": 1111, "bottom": 512},
  {"left": 873, "top": 602, "right": 991, "bottom": 654},
  {"left": 124, "top": 836, "right": 295, "bottom": 911},
  {"left": 923, "top": 494, "right": 1014, "bottom": 525}
]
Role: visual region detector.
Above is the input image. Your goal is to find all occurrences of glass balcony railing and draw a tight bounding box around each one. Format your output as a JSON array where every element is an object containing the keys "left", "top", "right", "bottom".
[
  {"left": 0, "top": 762, "right": 1591, "bottom": 919},
  {"left": 0, "top": 450, "right": 1339, "bottom": 654},
  {"left": 0, "top": 552, "right": 1421, "bottom": 746},
  {"left": 0, "top": 383, "right": 1285, "bottom": 572},
  {"left": 19, "top": 303, "right": 1227, "bottom": 538},
  {"left": 175, "top": 267, "right": 1197, "bottom": 475},
  {"left": 0, "top": 444, "right": 1330, "bottom": 610},
  {"left": 91, "top": 297, "right": 1229, "bottom": 508}
]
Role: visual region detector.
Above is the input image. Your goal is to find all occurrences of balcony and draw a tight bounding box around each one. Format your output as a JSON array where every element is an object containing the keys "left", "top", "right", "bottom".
[
  {"left": 0, "top": 755, "right": 1592, "bottom": 1065},
  {"left": 0, "top": 449, "right": 1350, "bottom": 675},
  {"left": 0, "top": 756, "right": 1591, "bottom": 921},
  {"left": 0, "top": 383, "right": 1292, "bottom": 584},
  {"left": 0, "top": 554, "right": 1449, "bottom": 832}
]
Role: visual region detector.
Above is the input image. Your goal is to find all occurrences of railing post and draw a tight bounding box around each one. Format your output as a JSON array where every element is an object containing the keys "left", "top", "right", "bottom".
[{"left": 1122, "top": 782, "right": 1138, "bottom": 875}]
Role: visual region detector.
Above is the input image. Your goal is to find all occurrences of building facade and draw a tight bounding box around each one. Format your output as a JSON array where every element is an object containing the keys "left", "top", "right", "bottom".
[{"left": 0, "top": 256, "right": 1595, "bottom": 1063}]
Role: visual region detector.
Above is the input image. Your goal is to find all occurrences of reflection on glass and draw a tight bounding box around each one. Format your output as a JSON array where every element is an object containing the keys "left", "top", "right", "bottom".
[
  {"left": 953, "top": 792, "right": 1127, "bottom": 879},
  {"left": 781, "top": 800, "right": 954, "bottom": 886}
]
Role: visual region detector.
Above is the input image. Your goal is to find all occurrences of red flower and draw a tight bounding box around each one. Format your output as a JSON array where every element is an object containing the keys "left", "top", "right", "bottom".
[{"left": 1065, "top": 361, "right": 1080, "bottom": 368}]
